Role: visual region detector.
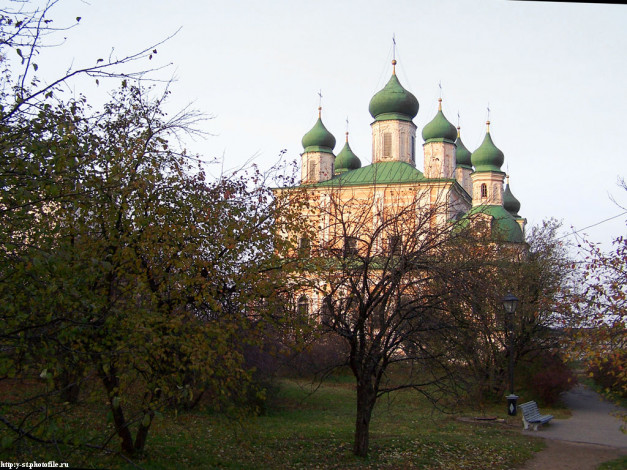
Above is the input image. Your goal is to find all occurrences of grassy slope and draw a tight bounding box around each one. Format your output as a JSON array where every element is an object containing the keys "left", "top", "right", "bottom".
[{"left": 1, "top": 377, "right": 546, "bottom": 469}]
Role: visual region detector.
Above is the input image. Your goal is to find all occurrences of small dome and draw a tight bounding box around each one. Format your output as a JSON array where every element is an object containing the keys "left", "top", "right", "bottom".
[
  {"left": 455, "top": 128, "right": 472, "bottom": 168},
  {"left": 467, "top": 205, "right": 524, "bottom": 243},
  {"left": 471, "top": 122, "right": 504, "bottom": 172},
  {"left": 335, "top": 134, "right": 361, "bottom": 174},
  {"left": 368, "top": 62, "right": 418, "bottom": 121},
  {"left": 422, "top": 99, "right": 457, "bottom": 142},
  {"left": 503, "top": 181, "right": 521, "bottom": 217},
  {"left": 302, "top": 109, "right": 336, "bottom": 153}
]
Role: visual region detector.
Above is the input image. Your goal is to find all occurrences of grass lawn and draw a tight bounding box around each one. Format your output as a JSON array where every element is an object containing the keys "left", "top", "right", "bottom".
[{"left": 1, "top": 376, "right": 546, "bottom": 469}]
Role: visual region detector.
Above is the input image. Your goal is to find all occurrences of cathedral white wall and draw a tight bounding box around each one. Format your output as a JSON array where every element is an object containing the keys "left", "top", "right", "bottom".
[
  {"left": 301, "top": 151, "right": 335, "bottom": 183},
  {"left": 455, "top": 167, "right": 473, "bottom": 196},
  {"left": 371, "top": 120, "right": 417, "bottom": 165},
  {"left": 471, "top": 171, "right": 505, "bottom": 207},
  {"left": 423, "top": 141, "right": 456, "bottom": 179}
]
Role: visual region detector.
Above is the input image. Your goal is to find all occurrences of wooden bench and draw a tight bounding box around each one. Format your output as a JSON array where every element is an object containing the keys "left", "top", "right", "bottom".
[{"left": 519, "top": 401, "right": 553, "bottom": 431}]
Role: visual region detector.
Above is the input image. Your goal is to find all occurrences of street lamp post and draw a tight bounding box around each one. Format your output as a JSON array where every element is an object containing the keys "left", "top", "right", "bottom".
[{"left": 503, "top": 293, "right": 519, "bottom": 416}]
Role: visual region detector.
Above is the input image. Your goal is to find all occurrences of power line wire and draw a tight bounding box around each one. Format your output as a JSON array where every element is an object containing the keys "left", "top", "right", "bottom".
[{"left": 558, "top": 211, "right": 627, "bottom": 240}]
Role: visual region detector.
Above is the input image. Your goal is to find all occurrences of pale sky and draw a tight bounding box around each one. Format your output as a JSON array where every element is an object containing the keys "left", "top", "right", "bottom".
[{"left": 32, "top": 0, "right": 627, "bottom": 251}]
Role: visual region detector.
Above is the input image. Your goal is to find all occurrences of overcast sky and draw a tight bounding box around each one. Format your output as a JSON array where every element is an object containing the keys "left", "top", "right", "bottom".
[{"left": 34, "top": 0, "right": 627, "bottom": 252}]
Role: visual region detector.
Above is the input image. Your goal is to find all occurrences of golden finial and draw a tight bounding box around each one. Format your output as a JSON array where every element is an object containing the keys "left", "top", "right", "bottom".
[
  {"left": 345, "top": 131, "right": 349, "bottom": 143},
  {"left": 457, "top": 125, "right": 461, "bottom": 139},
  {"left": 392, "top": 59, "right": 397, "bottom": 75},
  {"left": 486, "top": 120, "right": 491, "bottom": 133},
  {"left": 506, "top": 174, "right": 510, "bottom": 185},
  {"left": 438, "top": 97, "right": 442, "bottom": 111},
  {"left": 317, "top": 89, "right": 323, "bottom": 118}
]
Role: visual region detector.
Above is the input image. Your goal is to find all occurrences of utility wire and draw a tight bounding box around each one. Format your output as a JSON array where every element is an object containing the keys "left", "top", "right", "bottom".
[{"left": 558, "top": 211, "right": 627, "bottom": 240}]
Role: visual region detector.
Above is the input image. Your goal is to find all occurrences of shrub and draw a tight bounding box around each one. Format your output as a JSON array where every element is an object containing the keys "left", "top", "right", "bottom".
[
  {"left": 519, "top": 351, "right": 577, "bottom": 406},
  {"left": 587, "top": 352, "right": 627, "bottom": 399},
  {"left": 282, "top": 333, "right": 350, "bottom": 377}
]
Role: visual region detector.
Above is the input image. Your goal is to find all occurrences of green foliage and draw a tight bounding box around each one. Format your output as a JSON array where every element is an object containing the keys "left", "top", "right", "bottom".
[
  {"left": 0, "top": 18, "right": 304, "bottom": 456},
  {"left": 0, "top": 379, "right": 543, "bottom": 469},
  {"left": 587, "top": 352, "right": 627, "bottom": 400},
  {"left": 569, "top": 226, "right": 627, "bottom": 398},
  {"left": 449, "top": 219, "right": 575, "bottom": 402}
]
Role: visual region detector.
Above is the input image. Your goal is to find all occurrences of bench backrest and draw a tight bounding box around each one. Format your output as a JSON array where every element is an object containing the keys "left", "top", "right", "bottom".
[{"left": 519, "top": 401, "right": 542, "bottom": 420}]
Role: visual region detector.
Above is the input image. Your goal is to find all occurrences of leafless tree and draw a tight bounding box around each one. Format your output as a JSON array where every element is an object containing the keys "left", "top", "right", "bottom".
[{"left": 291, "top": 183, "right": 485, "bottom": 457}]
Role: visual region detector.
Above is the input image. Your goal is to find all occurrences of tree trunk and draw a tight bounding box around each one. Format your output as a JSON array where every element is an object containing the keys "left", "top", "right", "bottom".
[
  {"left": 56, "top": 370, "right": 81, "bottom": 404},
  {"left": 133, "top": 410, "right": 154, "bottom": 453},
  {"left": 353, "top": 381, "right": 376, "bottom": 457},
  {"left": 99, "top": 366, "right": 135, "bottom": 455}
]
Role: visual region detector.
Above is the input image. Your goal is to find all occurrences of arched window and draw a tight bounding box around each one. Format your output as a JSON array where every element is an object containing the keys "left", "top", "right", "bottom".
[
  {"left": 481, "top": 183, "right": 488, "bottom": 198},
  {"left": 298, "top": 237, "right": 311, "bottom": 257},
  {"left": 297, "top": 295, "right": 309, "bottom": 317},
  {"left": 320, "top": 295, "right": 333, "bottom": 324}
]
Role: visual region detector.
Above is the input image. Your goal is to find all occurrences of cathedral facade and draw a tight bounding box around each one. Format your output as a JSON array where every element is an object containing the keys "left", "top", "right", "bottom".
[{"left": 284, "top": 59, "right": 527, "bottom": 315}]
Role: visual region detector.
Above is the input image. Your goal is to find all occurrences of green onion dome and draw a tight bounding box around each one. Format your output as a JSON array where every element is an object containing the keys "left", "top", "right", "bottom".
[
  {"left": 471, "top": 122, "right": 504, "bottom": 172},
  {"left": 503, "top": 178, "right": 521, "bottom": 217},
  {"left": 422, "top": 99, "right": 457, "bottom": 142},
  {"left": 466, "top": 205, "right": 524, "bottom": 243},
  {"left": 335, "top": 133, "right": 362, "bottom": 174},
  {"left": 302, "top": 107, "right": 336, "bottom": 153},
  {"left": 455, "top": 127, "right": 472, "bottom": 168},
  {"left": 368, "top": 60, "right": 419, "bottom": 122}
]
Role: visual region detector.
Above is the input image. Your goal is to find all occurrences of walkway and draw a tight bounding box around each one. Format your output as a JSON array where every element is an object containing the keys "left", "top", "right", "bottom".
[{"left": 519, "top": 385, "right": 626, "bottom": 470}]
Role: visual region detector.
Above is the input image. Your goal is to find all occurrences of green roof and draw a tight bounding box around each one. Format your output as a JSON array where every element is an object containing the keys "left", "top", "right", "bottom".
[
  {"left": 314, "top": 161, "right": 425, "bottom": 187},
  {"left": 503, "top": 183, "right": 521, "bottom": 217},
  {"left": 467, "top": 205, "right": 524, "bottom": 243},
  {"left": 422, "top": 105, "right": 457, "bottom": 143},
  {"left": 471, "top": 130, "right": 504, "bottom": 173},
  {"left": 455, "top": 134, "right": 472, "bottom": 168},
  {"left": 302, "top": 116, "right": 336, "bottom": 153},
  {"left": 368, "top": 73, "right": 419, "bottom": 121},
  {"left": 335, "top": 140, "right": 362, "bottom": 173}
]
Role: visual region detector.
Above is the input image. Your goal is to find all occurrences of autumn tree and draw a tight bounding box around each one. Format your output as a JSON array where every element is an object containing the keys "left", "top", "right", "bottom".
[
  {"left": 447, "top": 219, "right": 577, "bottom": 402},
  {"left": 0, "top": 0, "right": 171, "bottom": 124},
  {"left": 570, "top": 223, "right": 627, "bottom": 398},
  {"left": 0, "top": 81, "right": 302, "bottom": 457},
  {"left": 0, "top": 1, "right": 303, "bottom": 457},
  {"left": 289, "top": 184, "right": 486, "bottom": 457}
]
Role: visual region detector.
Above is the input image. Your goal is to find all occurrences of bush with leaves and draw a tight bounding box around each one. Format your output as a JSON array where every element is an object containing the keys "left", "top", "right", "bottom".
[
  {"left": 0, "top": 84, "right": 301, "bottom": 456},
  {"left": 517, "top": 351, "right": 577, "bottom": 406}
]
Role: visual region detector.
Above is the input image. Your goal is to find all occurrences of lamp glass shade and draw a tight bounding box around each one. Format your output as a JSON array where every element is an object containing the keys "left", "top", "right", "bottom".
[{"left": 502, "top": 293, "right": 519, "bottom": 314}]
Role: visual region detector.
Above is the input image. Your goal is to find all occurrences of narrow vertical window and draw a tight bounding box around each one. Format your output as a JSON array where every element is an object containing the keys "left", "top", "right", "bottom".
[
  {"left": 344, "top": 236, "right": 358, "bottom": 256},
  {"left": 481, "top": 183, "right": 488, "bottom": 198},
  {"left": 297, "top": 295, "right": 309, "bottom": 317},
  {"left": 308, "top": 161, "right": 317, "bottom": 181},
  {"left": 388, "top": 235, "right": 401, "bottom": 256},
  {"left": 383, "top": 133, "right": 392, "bottom": 157},
  {"left": 298, "top": 237, "right": 311, "bottom": 258},
  {"left": 320, "top": 295, "right": 333, "bottom": 324},
  {"left": 410, "top": 136, "right": 415, "bottom": 163}
]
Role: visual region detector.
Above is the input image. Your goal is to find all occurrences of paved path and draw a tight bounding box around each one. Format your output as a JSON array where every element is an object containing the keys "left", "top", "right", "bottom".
[
  {"left": 519, "top": 385, "right": 626, "bottom": 470},
  {"left": 523, "top": 384, "right": 626, "bottom": 449}
]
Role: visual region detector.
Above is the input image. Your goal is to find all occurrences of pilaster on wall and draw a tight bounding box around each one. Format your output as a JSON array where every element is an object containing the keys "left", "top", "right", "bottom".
[
  {"left": 423, "top": 141, "right": 456, "bottom": 179},
  {"left": 470, "top": 171, "right": 505, "bottom": 207},
  {"left": 516, "top": 218, "right": 527, "bottom": 238},
  {"left": 301, "top": 151, "right": 335, "bottom": 184},
  {"left": 455, "top": 167, "right": 473, "bottom": 196},
  {"left": 371, "top": 120, "right": 417, "bottom": 166}
]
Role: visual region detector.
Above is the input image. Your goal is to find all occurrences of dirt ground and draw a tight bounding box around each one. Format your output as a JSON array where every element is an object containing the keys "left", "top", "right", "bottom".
[{"left": 518, "top": 439, "right": 626, "bottom": 470}]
